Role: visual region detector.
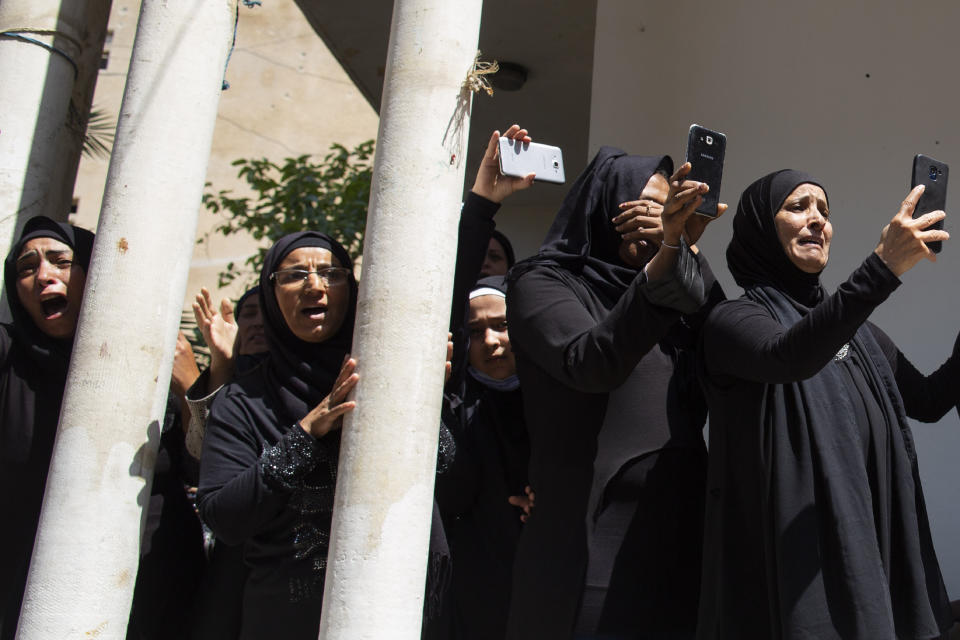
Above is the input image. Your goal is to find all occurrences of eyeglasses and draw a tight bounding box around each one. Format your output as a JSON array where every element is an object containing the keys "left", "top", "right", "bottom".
[{"left": 270, "top": 267, "right": 350, "bottom": 288}]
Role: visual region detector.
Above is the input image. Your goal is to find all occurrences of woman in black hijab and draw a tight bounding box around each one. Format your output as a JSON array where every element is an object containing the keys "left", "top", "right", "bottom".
[
  {"left": 435, "top": 275, "right": 531, "bottom": 640},
  {"left": 0, "top": 216, "right": 94, "bottom": 640},
  {"left": 698, "top": 171, "right": 960, "bottom": 639},
  {"left": 197, "top": 231, "right": 360, "bottom": 639},
  {"left": 504, "top": 148, "right": 725, "bottom": 639}
]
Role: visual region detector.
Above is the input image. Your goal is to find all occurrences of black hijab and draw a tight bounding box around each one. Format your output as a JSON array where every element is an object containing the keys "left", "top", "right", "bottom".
[
  {"left": 489, "top": 230, "right": 516, "bottom": 270},
  {"left": 233, "top": 285, "right": 266, "bottom": 374},
  {"left": 258, "top": 232, "right": 357, "bottom": 421},
  {"left": 726, "top": 169, "right": 827, "bottom": 308},
  {"left": 510, "top": 146, "right": 672, "bottom": 303},
  {"left": 3, "top": 216, "right": 95, "bottom": 371}
]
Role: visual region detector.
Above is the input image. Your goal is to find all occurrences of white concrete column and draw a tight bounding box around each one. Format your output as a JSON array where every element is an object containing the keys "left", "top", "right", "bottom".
[
  {"left": 15, "top": 1, "right": 234, "bottom": 638},
  {"left": 0, "top": 0, "right": 88, "bottom": 318},
  {"left": 318, "top": 0, "right": 483, "bottom": 638}
]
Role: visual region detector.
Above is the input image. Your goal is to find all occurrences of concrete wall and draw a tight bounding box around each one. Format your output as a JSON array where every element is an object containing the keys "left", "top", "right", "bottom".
[
  {"left": 590, "top": 0, "right": 960, "bottom": 595},
  {"left": 73, "top": 0, "right": 379, "bottom": 304}
]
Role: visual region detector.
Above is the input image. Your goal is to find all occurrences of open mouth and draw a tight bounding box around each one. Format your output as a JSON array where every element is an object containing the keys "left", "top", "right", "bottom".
[
  {"left": 798, "top": 237, "right": 823, "bottom": 247},
  {"left": 40, "top": 295, "right": 68, "bottom": 318},
  {"left": 301, "top": 305, "right": 327, "bottom": 319}
]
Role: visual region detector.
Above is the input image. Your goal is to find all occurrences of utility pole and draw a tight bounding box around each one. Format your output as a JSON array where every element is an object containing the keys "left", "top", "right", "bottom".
[
  {"left": 15, "top": 1, "right": 234, "bottom": 637},
  {"left": 318, "top": 0, "right": 483, "bottom": 638}
]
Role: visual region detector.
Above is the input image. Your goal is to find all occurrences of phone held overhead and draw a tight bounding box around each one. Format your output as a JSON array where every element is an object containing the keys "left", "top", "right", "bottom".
[
  {"left": 498, "top": 137, "right": 566, "bottom": 184},
  {"left": 911, "top": 154, "right": 948, "bottom": 254},
  {"left": 685, "top": 124, "right": 726, "bottom": 218}
]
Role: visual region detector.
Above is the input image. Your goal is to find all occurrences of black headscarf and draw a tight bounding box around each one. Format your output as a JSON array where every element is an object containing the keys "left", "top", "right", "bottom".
[
  {"left": 726, "top": 169, "right": 828, "bottom": 308},
  {"left": 488, "top": 230, "right": 516, "bottom": 270},
  {"left": 3, "top": 216, "right": 95, "bottom": 371},
  {"left": 257, "top": 232, "right": 357, "bottom": 421},
  {"left": 232, "top": 285, "right": 267, "bottom": 374},
  {"left": 510, "top": 146, "right": 672, "bottom": 303}
]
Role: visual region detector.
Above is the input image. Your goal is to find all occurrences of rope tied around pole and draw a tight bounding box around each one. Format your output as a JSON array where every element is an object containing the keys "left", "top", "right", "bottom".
[
  {"left": 462, "top": 51, "right": 499, "bottom": 97},
  {"left": 443, "top": 51, "right": 497, "bottom": 168},
  {"left": 222, "top": 0, "right": 264, "bottom": 90},
  {"left": 0, "top": 30, "right": 79, "bottom": 80}
]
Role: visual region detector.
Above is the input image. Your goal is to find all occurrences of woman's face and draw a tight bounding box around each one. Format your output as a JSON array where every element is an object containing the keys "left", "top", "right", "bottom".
[
  {"left": 273, "top": 247, "right": 349, "bottom": 343},
  {"left": 774, "top": 183, "right": 832, "bottom": 274},
  {"left": 467, "top": 294, "right": 515, "bottom": 380},
  {"left": 480, "top": 237, "right": 509, "bottom": 277},
  {"left": 618, "top": 172, "right": 670, "bottom": 268},
  {"left": 14, "top": 236, "right": 87, "bottom": 339},
  {"left": 236, "top": 295, "right": 267, "bottom": 355}
]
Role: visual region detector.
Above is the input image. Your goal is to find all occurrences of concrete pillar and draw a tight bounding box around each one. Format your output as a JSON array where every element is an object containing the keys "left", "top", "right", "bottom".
[
  {"left": 0, "top": 0, "right": 103, "bottom": 319},
  {"left": 318, "top": 0, "right": 483, "bottom": 638},
  {"left": 15, "top": 1, "right": 234, "bottom": 638}
]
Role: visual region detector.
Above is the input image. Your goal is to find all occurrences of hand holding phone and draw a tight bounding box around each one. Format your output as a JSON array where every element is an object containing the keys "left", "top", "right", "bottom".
[
  {"left": 910, "top": 154, "right": 948, "bottom": 254},
  {"left": 498, "top": 137, "right": 565, "bottom": 184},
  {"left": 685, "top": 124, "right": 726, "bottom": 218}
]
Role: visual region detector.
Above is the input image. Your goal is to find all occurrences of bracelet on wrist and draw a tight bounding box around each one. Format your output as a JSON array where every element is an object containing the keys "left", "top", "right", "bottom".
[{"left": 661, "top": 239, "right": 681, "bottom": 250}]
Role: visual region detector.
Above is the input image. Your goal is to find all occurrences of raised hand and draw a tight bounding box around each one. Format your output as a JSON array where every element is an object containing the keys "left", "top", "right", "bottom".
[
  {"left": 192, "top": 287, "right": 239, "bottom": 365},
  {"left": 874, "top": 185, "right": 950, "bottom": 277},
  {"left": 661, "top": 162, "right": 708, "bottom": 247},
  {"left": 471, "top": 124, "right": 536, "bottom": 203},
  {"left": 299, "top": 356, "right": 359, "bottom": 439}
]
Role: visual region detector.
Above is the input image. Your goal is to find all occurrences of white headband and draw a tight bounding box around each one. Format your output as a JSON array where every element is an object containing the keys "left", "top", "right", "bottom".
[{"left": 469, "top": 287, "right": 506, "bottom": 300}]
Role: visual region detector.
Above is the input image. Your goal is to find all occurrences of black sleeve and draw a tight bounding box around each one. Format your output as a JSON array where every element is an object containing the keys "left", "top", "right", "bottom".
[
  {"left": 704, "top": 253, "right": 901, "bottom": 384},
  {"left": 447, "top": 193, "right": 500, "bottom": 392},
  {"left": 197, "top": 397, "right": 332, "bottom": 545},
  {"left": 507, "top": 267, "right": 681, "bottom": 393},
  {"left": 867, "top": 322, "right": 960, "bottom": 423}
]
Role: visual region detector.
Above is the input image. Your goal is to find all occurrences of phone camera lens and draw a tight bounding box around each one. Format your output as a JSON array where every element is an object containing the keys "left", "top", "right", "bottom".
[
  {"left": 705, "top": 135, "right": 714, "bottom": 145},
  {"left": 929, "top": 166, "right": 938, "bottom": 181},
  {"left": 553, "top": 161, "right": 559, "bottom": 169}
]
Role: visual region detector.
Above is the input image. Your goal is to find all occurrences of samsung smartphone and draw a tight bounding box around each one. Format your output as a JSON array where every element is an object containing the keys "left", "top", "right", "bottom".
[
  {"left": 498, "top": 137, "right": 566, "bottom": 184},
  {"left": 685, "top": 124, "right": 726, "bottom": 217},
  {"left": 911, "top": 154, "right": 948, "bottom": 254}
]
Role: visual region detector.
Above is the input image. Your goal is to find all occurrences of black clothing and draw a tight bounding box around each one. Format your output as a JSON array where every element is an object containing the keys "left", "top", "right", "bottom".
[
  {"left": 490, "top": 229, "right": 516, "bottom": 269},
  {"left": 698, "top": 170, "right": 957, "bottom": 640},
  {"left": 505, "top": 148, "right": 720, "bottom": 639},
  {"left": 198, "top": 232, "right": 356, "bottom": 639},
  {"left": 199, "top": 363, "right": 340, "bottom": 639},
  {"left": 0, "top": 218, "right": 94, "bottom": 640},
  {"left": 434, "top": 193, "right": 531, "bottom": 640}
]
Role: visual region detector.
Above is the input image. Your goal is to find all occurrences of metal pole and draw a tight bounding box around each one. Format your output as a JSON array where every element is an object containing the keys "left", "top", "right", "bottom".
[
  {"left": 318, "top": 0, "right": 483, "bottom": 637},
  {"left": 15, "top": 1, "right": 233, "bottom": 637}
]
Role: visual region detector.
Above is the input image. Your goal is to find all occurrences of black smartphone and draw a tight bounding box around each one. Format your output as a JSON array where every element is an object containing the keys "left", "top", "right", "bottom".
[
  {"left": 685, "top": 124, "right": 726, "bottom": 218},
  {"left": 911, "top": 154, "right": 948, "bottom": 254}
]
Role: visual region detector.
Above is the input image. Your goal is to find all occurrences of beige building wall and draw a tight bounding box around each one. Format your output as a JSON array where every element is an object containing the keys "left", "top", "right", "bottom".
[{"left": 73, "top": 0, "right": 379, "bottom": 306}]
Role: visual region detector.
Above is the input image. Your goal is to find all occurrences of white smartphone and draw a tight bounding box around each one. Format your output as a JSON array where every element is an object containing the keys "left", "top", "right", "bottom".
[{"left": 498, "top": 137, "right": 566, "bottom": 184}]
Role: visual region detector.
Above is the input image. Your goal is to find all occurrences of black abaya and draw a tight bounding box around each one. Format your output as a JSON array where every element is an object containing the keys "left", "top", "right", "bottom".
[
  {"left": 505, "top": 148, "right": 722, "bottom": 639},
  {"left": 197, "top": 231, "right": 357, "bottom": 639},
  {"left": 698, "top": 170, "right": 957, "bottom": 640}
]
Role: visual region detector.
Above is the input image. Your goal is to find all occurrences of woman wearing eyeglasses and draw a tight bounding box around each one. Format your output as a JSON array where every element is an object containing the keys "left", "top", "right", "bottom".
[{"left": 197, "top": 231, "right": 361, "bottom": 640}]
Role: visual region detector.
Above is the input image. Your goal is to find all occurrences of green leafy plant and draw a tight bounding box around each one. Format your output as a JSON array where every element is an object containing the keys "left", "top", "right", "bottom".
[{"left": 201, "top": 140, "right": 375, "bottom": 287}]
